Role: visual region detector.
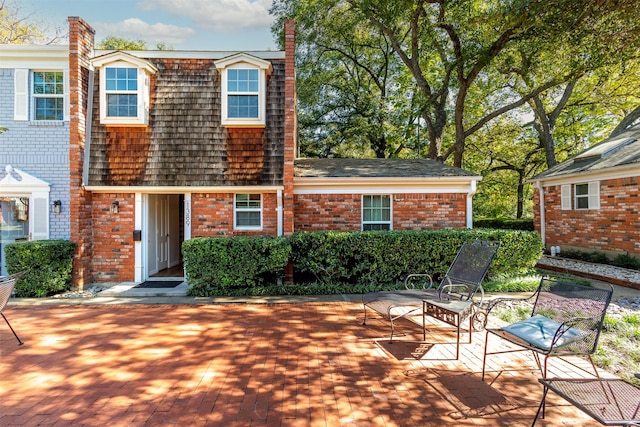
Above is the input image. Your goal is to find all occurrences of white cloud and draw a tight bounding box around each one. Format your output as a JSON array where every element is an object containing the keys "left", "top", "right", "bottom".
[
  {"left": 136, "top": 0, "right": 275, "bottom": 33},
  {"left": 93, "top": 18, "right": 197, "bottom": 46}
]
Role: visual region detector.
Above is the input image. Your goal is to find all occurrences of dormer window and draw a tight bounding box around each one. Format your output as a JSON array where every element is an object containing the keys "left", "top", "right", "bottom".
[
  {"left": 105, "top": 67, "right": 138, "bottom": 117},
  {"left": 228, "top": 69, "right": 259, "bottom": 119},
  {"left": 91, "top": 52, "right": 156, "bottom": 126},
  {"left": 215, "top": 53, "right": 272, "bottom": 128}
]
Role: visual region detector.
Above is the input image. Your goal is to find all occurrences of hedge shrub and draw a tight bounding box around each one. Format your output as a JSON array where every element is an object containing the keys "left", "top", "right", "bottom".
[
  {"left": 184, "top": 236, "right": 291, "bottom": 296},
  {"left": 290, "top": 229, "right": 543, "bottom": 288},
  {"left": 473, "top": 218, "right": 535, "bottom": 231},
  {"left": 182, "top": 230, "right": 542, "bottom": 297},
  {"left": 4, "top": 239, "right": 76, "bottom": 297}
]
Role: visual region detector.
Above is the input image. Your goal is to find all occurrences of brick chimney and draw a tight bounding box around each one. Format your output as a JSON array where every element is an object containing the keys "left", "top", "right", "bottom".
[
  {"left": 67, "top": 17, "right": 95, "bottom": 289},
  {"left": 282, "top": 19, "right": 296, "bottom": 237}
]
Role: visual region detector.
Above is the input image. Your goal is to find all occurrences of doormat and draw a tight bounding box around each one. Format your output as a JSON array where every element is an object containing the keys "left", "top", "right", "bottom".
[{"left": 134, "top": 280, "right": 183, "bottom": 289}]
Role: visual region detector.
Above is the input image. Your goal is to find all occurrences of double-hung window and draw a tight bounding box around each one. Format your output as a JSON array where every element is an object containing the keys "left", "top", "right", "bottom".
[
  {"left": 228, "top": 69, "right": 259, "bottom": 119},
  {"left": 92, "top": 52, "right": 156, "bottom": 126},
  {"left": 561, "top": 182, "right": 600, "bottom": 210},
  {"left": 235, "top": 194, "right": 262, "bottom": 229},
  {"left": 215, "top": 53, "right": 272, "bottom": 127},
  {"left": 14, "top": 68, "right": 68, "bottom": 122},
  {"left": 105, "top": 67, "right": 138, "bottom": 118},
  {"left": 362, "top": 195, "right": 392, "bottom": 231},
  {"left": 32, "top": 71, "right": 64, "bottom": 121}
]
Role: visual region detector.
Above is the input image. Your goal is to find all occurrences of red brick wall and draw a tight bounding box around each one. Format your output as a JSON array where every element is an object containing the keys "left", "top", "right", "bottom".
[
  {"left": 538, "top": 178, "right": 640, "bottom": 256},
  {"left": 394, "top": 193, "right": 467, "bottom": 229},
  {"left": 191, "top": 193, "right": 279, "bottom": 237},
  {"left": 68, "top": 17, "right": 95, "bottom": 289},
  {"left": 294, "top": 193, "right": 468, "bottom": 231},
  {"left": 91, "top": 193, "right": 135, "bottom": 282}
]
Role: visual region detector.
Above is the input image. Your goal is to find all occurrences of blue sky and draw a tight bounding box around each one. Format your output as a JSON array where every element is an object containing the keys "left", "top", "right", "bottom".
[{"left": 23, "top": 0, "right": 279, "bottom": 51}]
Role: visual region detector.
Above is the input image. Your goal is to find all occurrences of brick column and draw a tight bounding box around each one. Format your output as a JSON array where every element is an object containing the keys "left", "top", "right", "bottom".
[
  {"left": 282, "top": 19, "right": 296, "bottom": 237},
  {"left": 283, "top": 20, "right": 297, "bottom": 283},
  {"left": 68, "top": 17, "right": 95, "bottom": 289}
]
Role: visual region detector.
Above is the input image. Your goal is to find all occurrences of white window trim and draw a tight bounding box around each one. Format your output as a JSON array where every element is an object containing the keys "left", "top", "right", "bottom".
[
  {"left": 91, "top": 53, "right": 156, "bottom": 127},
  {"left": 0, "top": 165, "right": 51, "bottom": 241},
  {"left": 234, "top": 193, "right": 263, "bottom": 230},
  {"left": 31, "top": 70, "right": 68, "bottom": 122},
  {"left": 14, "top": 68, "right": 69, "bottom": 122},
  {"left": 215, "top": 54, "right": 272, "bottom": 128},
  {"left": 574, "top": 181, "right": 600, "bottom": 210},
  {"left": 361, "top": 194, "right": 393, "bottom": 231}
]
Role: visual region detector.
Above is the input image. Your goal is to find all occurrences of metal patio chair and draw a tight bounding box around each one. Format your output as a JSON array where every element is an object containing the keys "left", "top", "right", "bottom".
[
  {"left": 362, "top": 240, "right": 500, "bottom": 342},
  {"left": 482, "top": 277, "right": 613, "bottom": 381},
  {"left": 0, "top": 271, "right": 25, "bottom": 345},
  {"left": 533, "top": 377, "right": 640, "bottom": 426}
]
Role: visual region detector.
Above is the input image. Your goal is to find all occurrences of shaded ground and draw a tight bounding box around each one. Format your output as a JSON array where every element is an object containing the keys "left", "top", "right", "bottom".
[{"left": 0, "top": 302, "right": 609, "bottom": 426}]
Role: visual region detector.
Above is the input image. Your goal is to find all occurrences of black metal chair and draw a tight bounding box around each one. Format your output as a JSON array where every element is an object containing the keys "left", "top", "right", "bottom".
[
  {"left": 362, "top": 240, "right": 500, "bottom": 342},
  {"left": 482, "top": 277, "right": 613, "bottom": 380},
  {"left": 0, "top": 271, "right": 25, "bottom": 345}
]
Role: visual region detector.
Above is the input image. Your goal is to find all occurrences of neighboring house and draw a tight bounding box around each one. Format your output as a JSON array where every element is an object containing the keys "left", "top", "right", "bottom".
[
  {"left": 531, "top": 124, "right": 640, "bottom": 258},
  {"left": 0, "top": 44, "right": 71, "bottom": 276},
  {"left": 0, "top": 17, "right": 482, "bottom": 287}
]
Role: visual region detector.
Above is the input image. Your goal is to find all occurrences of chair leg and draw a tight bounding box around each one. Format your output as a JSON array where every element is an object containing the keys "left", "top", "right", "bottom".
[
  {"left": 482, "top": 330, "right": 490, "bottom": 381},
  {"left": 1, "top": 312, "right": 23, "bottom": 345}
]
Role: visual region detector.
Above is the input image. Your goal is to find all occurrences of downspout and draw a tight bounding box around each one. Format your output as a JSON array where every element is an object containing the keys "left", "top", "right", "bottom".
[
  {"left": 82, "top": 70, "right": 94, "bottom": 186},
  {"left": 466, "top": 180, "right": 477, "bottom": 229},
  {"left": 536, "top": 181, "right": 546, "bottom": 246},
  {"left": 277, "top": 189, "right": 283, "bottom": 236}
]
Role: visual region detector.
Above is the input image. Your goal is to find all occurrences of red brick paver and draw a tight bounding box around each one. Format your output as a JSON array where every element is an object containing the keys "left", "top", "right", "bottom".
[{"left": 0, "top": 302, "right": 605, "bottom": 426}]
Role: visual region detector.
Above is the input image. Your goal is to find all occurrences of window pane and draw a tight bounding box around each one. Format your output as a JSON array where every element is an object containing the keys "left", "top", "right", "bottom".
[
  {"left": 107, "top": 94, "right": 138, "bottom": 117},
  {"left": 362, "top": 195, "right": 391, "bottom": 229},
  {"left": 227, "top": 68, "right": 258, "bottom": 93},
  {"left": 228, "top": 95, "right": 259, "bottom": 118},
  {"left": 236, "top": 212, "right": 261, "bottom": 227},
  {"left": 575, "top": 184, "right": 588, "bottom": 196},
  {"left": 35, "top": 98, "right": 64, "bottom": 120},
  {"left": 33, "top": 72, "right": 64, "bottom": 95},
  {"left": 576, "top": 198, "right": 589, "bottom": 209},
  {"left": 106, "top": 67, "right": 137, "bottom": 92}
]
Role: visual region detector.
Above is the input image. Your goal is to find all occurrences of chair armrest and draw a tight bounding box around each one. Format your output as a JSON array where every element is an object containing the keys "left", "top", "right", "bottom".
[
  {"left": 549, "top": 316, "right": 593, "bottom": 349},
  {"left": 403, "top": 274, "right": 433, "bottom": 290},
  {"left": 482, "top": 292, "right": 536, "bottom": 317}
]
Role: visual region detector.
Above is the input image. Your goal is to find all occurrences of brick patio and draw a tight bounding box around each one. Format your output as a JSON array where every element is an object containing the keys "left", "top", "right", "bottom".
[{"left": 0, "top": 301, "right": 608, "bottom": 426}]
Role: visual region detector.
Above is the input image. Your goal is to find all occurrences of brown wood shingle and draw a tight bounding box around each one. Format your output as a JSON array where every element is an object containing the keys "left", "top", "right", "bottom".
[{"left": 87, "top": 56, "right": 286, "bottom": 187}]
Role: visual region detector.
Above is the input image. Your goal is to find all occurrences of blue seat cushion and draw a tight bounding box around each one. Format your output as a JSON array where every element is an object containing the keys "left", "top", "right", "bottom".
[{"left": 501, "top": 314, "right": 587, "bottom": 350}]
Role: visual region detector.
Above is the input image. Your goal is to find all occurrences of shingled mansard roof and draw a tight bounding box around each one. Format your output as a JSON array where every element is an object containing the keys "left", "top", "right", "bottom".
[
  {"left": 87, "top": 51, "right": 286, "bottom": 188},
  {"left": 532, "top": 124, "right": 640, "bottom": 181}
]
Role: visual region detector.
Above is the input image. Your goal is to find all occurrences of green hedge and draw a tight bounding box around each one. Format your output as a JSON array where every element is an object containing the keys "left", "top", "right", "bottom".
[
  {"left": 184, "top": 236, "right": 291, "bottom": 296},
  {"left": 289, "top": 229, "right": 543, "bottom": 288},
  {"left": 473, "top": 218, "right": 534, "bottom": 231},
  {"left": 4, "top": 240, "right": 76, "bottom": 297},
  {"left": 182, "top": 229, "right": 542, "bottom": 297}
]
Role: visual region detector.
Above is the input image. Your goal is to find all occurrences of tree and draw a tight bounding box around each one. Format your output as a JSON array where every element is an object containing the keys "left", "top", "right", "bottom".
[
  {"left": 271, "top": 0, "right": 417, "bottom": 158},
  {"left": 98, "top": 36, "right": 174, "bottom": 51},
  {"left": 98, "top": 36, "right": 148, "bottom": 50},
  {"left": 0, "top": 0, "right": 52, "bottom": 44}
]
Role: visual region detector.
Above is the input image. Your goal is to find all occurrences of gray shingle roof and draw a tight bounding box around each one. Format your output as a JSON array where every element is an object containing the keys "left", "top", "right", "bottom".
[
  {"left": 533, "top": 124, "right": 640, "bottom": 180},
  {"left": 294, "top": 158, "right": 478, "bottom": 178}
]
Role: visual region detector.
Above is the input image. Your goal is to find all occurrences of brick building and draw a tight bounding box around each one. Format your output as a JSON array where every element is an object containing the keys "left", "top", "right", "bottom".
[
  {"left": 531, "top": 124, "right": 640, "bottom": 258},
  {"left": 0, "top": 17, "right": 481, "bottom": 287}
]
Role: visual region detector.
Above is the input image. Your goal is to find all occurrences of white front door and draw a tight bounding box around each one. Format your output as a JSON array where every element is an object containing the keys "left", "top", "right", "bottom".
[
  {"left": 157, "top": 195, "right": 169, "bottom": 272},
  {"left": 147, "top": 194, "right": 169, "bottom": 275}
]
